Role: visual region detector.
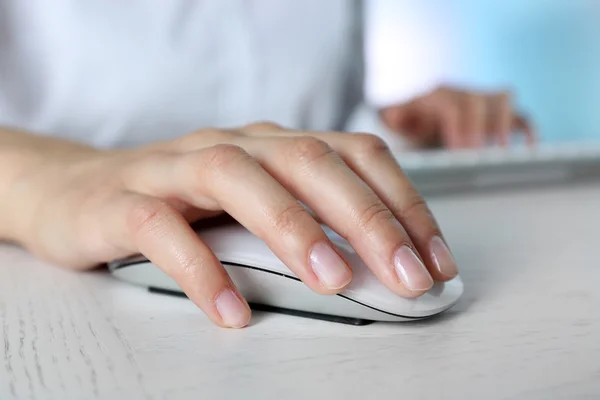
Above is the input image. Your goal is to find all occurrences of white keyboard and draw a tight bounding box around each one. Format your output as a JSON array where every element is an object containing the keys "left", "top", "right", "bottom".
[{"left": 395, "top": 142, "right": 600, "bottom": 194}]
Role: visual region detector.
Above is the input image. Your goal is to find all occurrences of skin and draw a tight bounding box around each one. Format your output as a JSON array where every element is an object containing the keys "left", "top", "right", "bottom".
[
  {"left": 380, "top": 86, "right": 535, "bottom": 149},
  {"left": 0, "top": 122, "right": 457, "bottom": 329},
  {"left": 0, "top": 86, "right": 532, "bottom": 329}
]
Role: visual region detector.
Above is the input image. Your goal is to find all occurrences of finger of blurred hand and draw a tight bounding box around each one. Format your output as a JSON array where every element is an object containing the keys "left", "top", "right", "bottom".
[
  {"left": 396, "top": 102, "right": 439, "bottom": 146},
  {"left": 424, "top": 95, "right": 462, "bottom": 149},
  {"left": 277, "top": 131, "right": 458, "bottom": 282},
  {"left": 384, "top": 103, "right": 437, "bottom": 139},
  {"left": 238, "top": 130, "right": 436, "bottom": 296},
  {"left": 125, "top": 145, "right": 353, "bottom": 294},
  {"left": 460, "top": 93, "right": 487, "bottom": 148},
  {"left": 487, "top": 91, "right": 513, "bottom": 147},
  {"left": 103, "top": 191, "right": 251, "bottom": 328},
  {"left": 514, "top": 115, "right": 537, "bottom": 146}
]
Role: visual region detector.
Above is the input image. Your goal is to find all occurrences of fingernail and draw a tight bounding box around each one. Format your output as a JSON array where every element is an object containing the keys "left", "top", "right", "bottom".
[
  {"left": 394, "top": 246, "right": 433, "bottom": 291},
  {"left": 309, "top": 242, "right": 352, "bottom": 290},
  {"left": 430, "top": 236, "right": 459, "bottom": 278},
  {"left": 215, "top": 289, "right": 249, "bottom": 328}
]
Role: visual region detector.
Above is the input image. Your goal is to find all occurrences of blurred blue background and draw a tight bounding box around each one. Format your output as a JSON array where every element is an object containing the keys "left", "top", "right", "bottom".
[{"left": 366, "top": 1, "right": 600, "bottom": 143}]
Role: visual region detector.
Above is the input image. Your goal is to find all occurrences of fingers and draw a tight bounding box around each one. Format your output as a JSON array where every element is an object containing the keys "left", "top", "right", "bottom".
[
  {"left": 330, "top": 133, "right": 458, "bottom": 282},
  {"left": 427, "top": 89, "right": 487, "bottom": 149},
  {"left": 426, "top": 87, "right": 536, "bottom": 149},
  {"left": 340, "top": 134, "right": 458, "bottom": 282},
  {"left": 488, "top": 92, "right": 513, "bottom": 146},
  {"left": 235, "top": 131, "right": 437, "bottom": 296},
  {"left": 514, "top": 114, "right": 537, "bottom": 146},
  {"left": 271, "top": 131, "right": 458, "bottom": 283},
  {"left": 126, "top": 145, "right": 353, "bottom": 295},
  {"left": 394, "top": 103, "right": 439, "bottom": 147},
  {"left": 487, "top": 92, "right": 537, "bottom": 147},
  {"left": 462, "top": 93, "right": 487, "bottom": 148},
  {"left": 239, "top": 121, "right": 287, "bottom": 136},
  {"left": 434, "top": 100, "right": 462, "bottom": 149},
  {"left": 103, "top": 191, "right": 251, "bottom": 328}
]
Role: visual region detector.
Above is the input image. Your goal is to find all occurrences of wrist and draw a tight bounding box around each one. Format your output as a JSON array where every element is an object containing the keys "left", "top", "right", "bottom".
[{"left": 0, "top": 127, "right": 101, "bottom": 243}]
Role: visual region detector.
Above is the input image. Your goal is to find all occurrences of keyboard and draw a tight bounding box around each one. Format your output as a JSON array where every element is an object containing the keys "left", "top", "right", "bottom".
[{"left": 395, "top": 142, "right": 600, "bottom": 195}]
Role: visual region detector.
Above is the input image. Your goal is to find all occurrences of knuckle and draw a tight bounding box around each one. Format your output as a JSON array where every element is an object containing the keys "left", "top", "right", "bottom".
[
  {"left": 357, "top": 201, "right": 395, "bottom": 233},
  {"left": 244, "top": 121, "right": 284, "bottom": 132},
  {"left": 398, "top": 193, "right": 431, "bottom": 221},
  {"left": 199, "top": 144, "right": 250, "bottom": 174},
  {"left": 178, "top": 255, "right": 205, "bottom": 275},
  {"left": 126, "top": 198, "right": 171, "bottom": 237},
  {"left": 195, "top": 127, "right": 224, "bottom": 138},
  {"left": 287, "top": 137, "right": 335, "bottom": 166},
  {"left": 352, "top": 133, "right": 390, "bottom": 159},
  {"left": 271, "top": 203, "right": 308, "bottom": 237},
  {"left": 175, "top": 128, "right": 238, "bottom": 149},
  {"left": 193, "top": 127, "right": 227, "bottom": 141}
]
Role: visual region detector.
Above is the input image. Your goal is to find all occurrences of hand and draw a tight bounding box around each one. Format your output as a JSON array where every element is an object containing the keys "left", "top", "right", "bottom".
[
  {"left": 8, "top": 123, "right": 459, "bottom": 328},
  {"left": 380, "top": 86, "right": 535, "bottom": 149}
]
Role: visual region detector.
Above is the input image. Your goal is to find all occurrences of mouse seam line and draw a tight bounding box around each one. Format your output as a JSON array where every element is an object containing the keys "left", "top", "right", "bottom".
[{"left": 111, "top": 260, "right": 440, "bottom": 320}]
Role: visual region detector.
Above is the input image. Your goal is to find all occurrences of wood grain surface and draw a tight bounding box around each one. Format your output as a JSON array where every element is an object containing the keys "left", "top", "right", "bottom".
[{"left": 1, "top": 182, "right": 600, "bottom": 400}]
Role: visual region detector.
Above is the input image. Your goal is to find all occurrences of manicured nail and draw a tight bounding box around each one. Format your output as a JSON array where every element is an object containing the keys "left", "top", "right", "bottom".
[
  {"left": 309, "top": 242, "right": 352, "bottom": 290},
  {"left": 215, "top": 289, "right": 249, "bottom": 328},
  {"left": 394, "top": 246, "right": 433, "bottom": 291},
  {"left": 430, "top": 236, "right": 459, "bottom": 278}
]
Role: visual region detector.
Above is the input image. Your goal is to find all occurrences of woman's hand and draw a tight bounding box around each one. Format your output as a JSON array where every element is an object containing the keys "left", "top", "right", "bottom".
[
  {"left": 380, "top": 86, "right": 535, "bottom": 149},
  {"left": 4, "top": 123, "right": 459, "bottom": 328}
]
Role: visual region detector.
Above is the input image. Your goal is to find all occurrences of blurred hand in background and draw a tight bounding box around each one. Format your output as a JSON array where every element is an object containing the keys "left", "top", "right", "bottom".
[{"left": 379, "top": 86, "right": 535, "bottom": 150}]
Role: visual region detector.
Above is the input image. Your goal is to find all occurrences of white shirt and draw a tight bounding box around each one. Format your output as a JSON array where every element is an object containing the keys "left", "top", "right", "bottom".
[{"left": 0, "top": 0, "right": 385, "bottom": 148}]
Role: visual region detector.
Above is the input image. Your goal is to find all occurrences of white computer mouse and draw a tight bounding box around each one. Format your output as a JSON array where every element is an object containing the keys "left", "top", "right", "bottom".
[{"left": 109, "top": 222, "right": 464, "bottom": 325}]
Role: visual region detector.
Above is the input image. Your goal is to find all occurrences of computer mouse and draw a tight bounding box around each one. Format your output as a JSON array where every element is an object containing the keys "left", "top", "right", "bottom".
[{"left": 108, "top": 222, "right": 463, "bottom": 325}]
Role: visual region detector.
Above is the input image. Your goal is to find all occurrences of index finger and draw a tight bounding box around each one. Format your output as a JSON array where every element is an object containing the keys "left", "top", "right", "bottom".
[
  {"left": 125, "top": 146, "right": 354, "bottom": 295},
  {"left": 102, "top": 192, "right": 251, "bottom": 328}
]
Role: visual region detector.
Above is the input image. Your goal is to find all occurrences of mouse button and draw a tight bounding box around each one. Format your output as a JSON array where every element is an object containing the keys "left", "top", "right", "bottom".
[
  {"left": 196, "top": 224, "right": 295, "bottom": 276},
  {"left": 217, "top": 251, "right": 293, "bottom": 276},
  {"left": 338, "top": 249, "right": 464, "bottom": 317},
  {"left": 196, "top": 223, "right": 254, "bottom": 251},
  {"left": 108, "top": 254, "right": 148, "bottom": 271},
  {"left": 342, "top": 260, "right": 422, "bottom": 314},
  {"left": 432, "top": 275, "right": 464, "bottom": 301},
  {"left": 114, "top": 262, "right": 181, "bottom": 292}
]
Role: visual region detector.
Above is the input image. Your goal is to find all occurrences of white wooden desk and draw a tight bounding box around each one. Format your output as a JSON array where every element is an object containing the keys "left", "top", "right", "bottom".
[{"left": 2, "top": 183, "right": 600, "bottom": 400}]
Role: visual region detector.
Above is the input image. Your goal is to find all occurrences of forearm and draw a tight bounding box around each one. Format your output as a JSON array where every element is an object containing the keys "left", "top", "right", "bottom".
[{"left": 0, "top": 127, "right": 98, "bottom": 241}]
